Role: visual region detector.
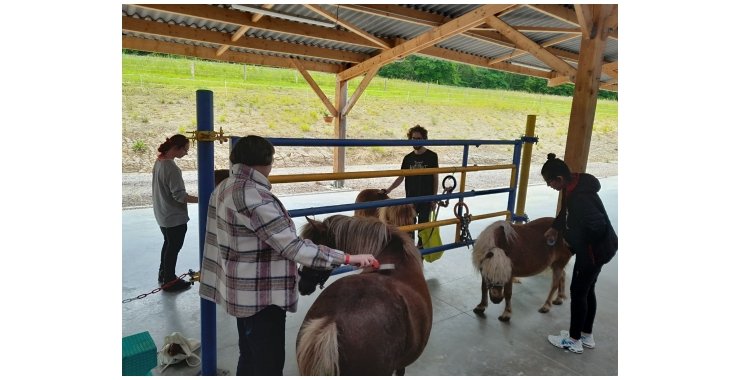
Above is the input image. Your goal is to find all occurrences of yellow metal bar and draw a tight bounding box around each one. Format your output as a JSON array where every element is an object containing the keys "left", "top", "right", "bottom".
[
  {"left": 514, "top": 115, "right": 537, "bottom": 221},
  {"left": 268, "top": 164, "right": 514, "bottom": 184},
  {"left": 396, "top": 210, "right": 510, "bottom": 232}
]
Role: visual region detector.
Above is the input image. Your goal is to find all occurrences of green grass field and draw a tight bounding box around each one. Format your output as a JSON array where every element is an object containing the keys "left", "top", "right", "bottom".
[{"left": 122, "top": 53, "right": 617, "bottom": 172}]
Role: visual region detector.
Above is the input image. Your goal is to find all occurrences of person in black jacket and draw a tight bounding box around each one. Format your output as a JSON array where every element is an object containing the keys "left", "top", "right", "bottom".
[{"left": 541, "top": 153, "right": 612, "bottom": 354}]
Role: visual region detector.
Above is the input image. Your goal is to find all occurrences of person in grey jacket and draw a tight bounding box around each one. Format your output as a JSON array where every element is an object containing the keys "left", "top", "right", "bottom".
[{"left": 152, "top": 134, "right": 198, "bottom": 291}]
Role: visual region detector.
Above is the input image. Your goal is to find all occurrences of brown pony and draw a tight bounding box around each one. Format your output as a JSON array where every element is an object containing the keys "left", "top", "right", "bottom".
[
  {"left": 354, "top": 189, "right": 388, "bottom": 218},
  {"left": 355, "top": 188, "right": 416, "bottom": 228},
  {"left": 296, "top": 215, "right": 432, "bottom": 375},
  {"left": 472, "top": 217, "right": 572, "bottom": 322}
]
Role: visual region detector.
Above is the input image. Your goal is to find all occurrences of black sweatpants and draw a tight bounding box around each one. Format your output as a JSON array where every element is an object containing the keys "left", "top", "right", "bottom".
[
  {"left": 569, "top": 253, "right": 603, "bottom": 340},
  {"left": 236, "top": 305, "right": 287, "bottom": 376}
]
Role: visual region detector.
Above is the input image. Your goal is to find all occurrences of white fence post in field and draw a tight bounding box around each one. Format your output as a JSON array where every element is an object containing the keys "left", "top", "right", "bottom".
[{"left": 191, "top": 62, "right": 195, "bottom": 79}]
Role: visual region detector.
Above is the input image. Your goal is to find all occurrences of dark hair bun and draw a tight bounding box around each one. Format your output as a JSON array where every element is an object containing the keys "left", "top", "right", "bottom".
[{"left": 547, "top": 153, "right": 557, "bottom": 160}]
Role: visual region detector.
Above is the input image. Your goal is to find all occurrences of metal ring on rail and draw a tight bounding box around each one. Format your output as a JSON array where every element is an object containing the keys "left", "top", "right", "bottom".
[
  {"left": 438, "top": 175, "right": 457, "bottom": 208},
  {"left": 442, "top": 175, "right": 457, "bottom": 192},
  {"left": 453, "top": 201, "right": 469, "bottom": 219}
]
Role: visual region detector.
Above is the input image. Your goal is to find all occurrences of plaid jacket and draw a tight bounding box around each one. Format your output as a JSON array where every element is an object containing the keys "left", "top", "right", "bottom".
[{"left": 199, "top": 164, "right": 345, "bottom": 317}]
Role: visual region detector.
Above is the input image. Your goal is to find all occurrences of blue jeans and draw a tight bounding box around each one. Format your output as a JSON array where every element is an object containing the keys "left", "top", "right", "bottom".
[{"left": 236, "top": 305, "right": 287, "bottom": 376}]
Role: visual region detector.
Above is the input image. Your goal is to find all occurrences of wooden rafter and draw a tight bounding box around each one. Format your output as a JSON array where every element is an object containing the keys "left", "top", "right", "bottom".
[
  {"left": 338, "top": 4, "right": 520, "bottom": 51},
  {"left": 338, "top": 4, "right": 514, "bottom": 81},
  {"left": 602, "top": 60, "right": 618, "bottom": 79},
  {"left": 216, "top": 4, "right": 274, "bottom": 56},
  {"left": 342, "top": 67, "right": 379, "bottom": 116},
  {"left": 291, "top": 59, "right": 338, "bottom": 117},
  {"left": 304, "top": 4, "right": 392, "bottom": 49},
  {"left": 122, "top": 35, "right": 341, "bottom": 74},
  {"left": 135, "top": 4, "right": 393, "bottom": 49},
  {"left": 488, "top": 34, "right": 578, "bottom": 65},
  {"left": 123, "top": 17, "right": 369, "bottom": 64},
  {"left": 526, "top": 4, "right": 617, "bottom": 40},
  {"left": 485, "top": 15, "right": 576, "bottom": 80},
  {"left": 574, "top": 4, "right": 594, "bottom": 38}
]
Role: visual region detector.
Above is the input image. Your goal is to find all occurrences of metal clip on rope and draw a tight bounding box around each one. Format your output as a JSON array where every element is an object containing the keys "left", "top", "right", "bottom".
[{"left": 454, "top": 201, "right": 474, "bottom": 247}]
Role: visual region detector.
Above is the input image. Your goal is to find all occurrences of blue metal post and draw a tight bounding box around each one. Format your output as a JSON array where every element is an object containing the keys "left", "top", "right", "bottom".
[
  {"left": 196, "top": 89, "right": 217, "bottom": 376},
  {"left": 507, "top": 141, "right": 523, "bottom": 219}
]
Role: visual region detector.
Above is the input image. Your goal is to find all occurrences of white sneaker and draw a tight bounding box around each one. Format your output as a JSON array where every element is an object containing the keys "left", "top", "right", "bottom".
[
  {"left": 581, "top": 333, "right": 595, "bottom": 349},
  {"left": 559, "top": 330, "right": 595, "bottom": 348},
  {"left": 548, "top": 330, "right": 583, "bottom": 354}
]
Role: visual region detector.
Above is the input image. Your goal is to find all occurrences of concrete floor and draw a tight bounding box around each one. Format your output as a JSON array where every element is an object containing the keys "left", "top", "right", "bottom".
[{"left": 122, "top": 176, "right": 618, "bottom": 376}]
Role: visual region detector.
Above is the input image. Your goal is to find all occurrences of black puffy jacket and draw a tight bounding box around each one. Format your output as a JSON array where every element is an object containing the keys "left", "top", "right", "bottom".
[{"left": 551, "top": 173, "right": 609, "bottom": 259}]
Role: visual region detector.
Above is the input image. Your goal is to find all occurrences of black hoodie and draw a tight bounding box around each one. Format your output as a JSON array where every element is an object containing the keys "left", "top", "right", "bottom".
[{"left": 551, "top": 173, "right": 609, "bottom": 258}]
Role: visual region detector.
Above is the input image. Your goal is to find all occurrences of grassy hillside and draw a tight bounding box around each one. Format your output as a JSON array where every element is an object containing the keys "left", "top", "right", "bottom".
[{"left": 122, "top": 54, "right": 617, "bottom": 173}]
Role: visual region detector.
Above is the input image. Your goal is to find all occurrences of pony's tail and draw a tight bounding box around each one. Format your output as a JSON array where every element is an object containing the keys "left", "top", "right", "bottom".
[{"left": 296, "top": 317, "right": 340, "bottom": 376}]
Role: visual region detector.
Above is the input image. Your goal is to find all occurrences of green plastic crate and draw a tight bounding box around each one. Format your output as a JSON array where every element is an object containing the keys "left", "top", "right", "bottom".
[{"left": 122, "top": 331, "right": 157, "bottom": 376}]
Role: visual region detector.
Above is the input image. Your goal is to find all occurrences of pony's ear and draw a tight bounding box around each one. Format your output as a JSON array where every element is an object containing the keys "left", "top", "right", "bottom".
[{"left": 305, "top": 217, "right": 324, "bottom": 230}]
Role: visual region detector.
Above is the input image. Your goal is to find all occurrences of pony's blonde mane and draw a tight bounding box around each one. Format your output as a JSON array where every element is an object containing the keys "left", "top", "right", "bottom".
[
  {"left": 321, "top": 215, "right": 417, "bottom": 262},
  {"left": 379, "top": 204, "right": 416, "bottom": 227},
  {"left": 479, "top": 248, "right": 512, "bottom": 285},
  {"left": 472, "top": 221, "right": 516, "bottom": 283}
]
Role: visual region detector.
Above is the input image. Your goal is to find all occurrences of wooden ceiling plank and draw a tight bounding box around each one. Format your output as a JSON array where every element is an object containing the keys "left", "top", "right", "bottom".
[
  {"left": 485, "top": 16, "right": 576, "bottom": 80},
  {"left": 122, "top": 35, "right": 341, "bottom": 73},
  {"left": 291, "top": 58, "right": 337, "bottom": 117},
  {"left": 338, "top": 4, "right": 515, "bottom": 81},
  {"left": 304, "top": 4, "right": 392, "bottom": 49}
]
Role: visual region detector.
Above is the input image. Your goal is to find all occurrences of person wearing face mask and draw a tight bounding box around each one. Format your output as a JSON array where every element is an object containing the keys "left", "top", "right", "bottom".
[{"left": 383, "top": 125, "right": 439, "bottom": 247}]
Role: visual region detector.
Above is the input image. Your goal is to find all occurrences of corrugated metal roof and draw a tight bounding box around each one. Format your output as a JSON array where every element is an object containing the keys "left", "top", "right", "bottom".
[{"left": 122, "top": 4, "right": 618, "bottom": 88}]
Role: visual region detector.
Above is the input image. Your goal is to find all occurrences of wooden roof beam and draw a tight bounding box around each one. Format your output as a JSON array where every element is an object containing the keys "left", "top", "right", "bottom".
[
  {"left": 602, "top": 60, "right": 618, "bottom": 79},
  {"left": 217, "top": 4, "right": 274, "bottom": 56},
  {"left": 304, "top": 4, "right": 392, "bottom": 49},
  {"left": 122, "top": 35, "right": 342, "bottom": 74},
  {"left": 291, "top": 58, "right": 337, "bottom": 117},
  {"left": 342, "top": 67, "right": 379, "bottom": 116},
  {"left": 338, "top": 4, "right": 521, "bottom": 51},
  {"left": 123, "top": 16, "right": 370, "bottom": 64},
  {"left": 488, "top": 34, "right": 578, "bottom": 65},
  {"left": 527, "top": 4, "right": 617, "bottom": 40},
  {"left": 135, "top": 4, "right": 394, "bottom": 49},
  {"left": 338, "top": 4, "right": 514, "bottom": 81},
  {"left": 485, "top": 16, "right": 577, "bottom": 81}
]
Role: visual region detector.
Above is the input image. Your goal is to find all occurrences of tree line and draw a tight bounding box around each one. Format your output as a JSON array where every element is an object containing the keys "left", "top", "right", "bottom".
[{"left": 378, "top": 55, "right": 617, "bottom": 100}]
